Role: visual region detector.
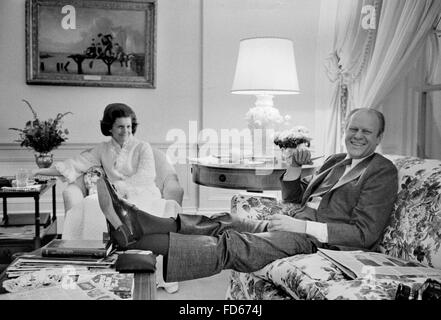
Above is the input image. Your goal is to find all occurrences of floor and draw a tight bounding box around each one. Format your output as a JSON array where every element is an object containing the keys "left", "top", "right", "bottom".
[{"left": 156, "top": 270, "right": 231, "bottom": 300}]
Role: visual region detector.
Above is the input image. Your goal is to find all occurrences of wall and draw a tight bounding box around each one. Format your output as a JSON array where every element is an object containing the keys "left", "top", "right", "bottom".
[{"left": 0, "top": 0, "right": 324, "bottom": 218}]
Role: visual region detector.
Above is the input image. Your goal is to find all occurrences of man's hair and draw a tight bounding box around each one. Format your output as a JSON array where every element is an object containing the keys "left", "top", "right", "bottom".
[
  {"left": 345, "top": 108, "right": 385, "bottom": 137},
  {"left": 100, "top": 103, "right": 138, "bottom": 136}
]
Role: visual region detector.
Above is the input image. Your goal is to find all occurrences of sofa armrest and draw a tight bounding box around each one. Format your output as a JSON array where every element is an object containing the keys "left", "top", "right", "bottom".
[
  {"left": 162, "top": 174, "right": 184, "bottom": 206},
  {"left": 62, "top": 183, "right": 86, "bottom": 213}
]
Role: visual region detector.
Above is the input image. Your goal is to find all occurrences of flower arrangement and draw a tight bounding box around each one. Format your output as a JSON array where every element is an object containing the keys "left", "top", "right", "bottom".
[
  {"left": 273, "top": 126, "right": 312, "bottom": 149},
  {"left": 9, "top": 99, "right": 72, "bottom": 154},
  {"left": 245, "top": 106, "right": 291, "bottom": 130}
]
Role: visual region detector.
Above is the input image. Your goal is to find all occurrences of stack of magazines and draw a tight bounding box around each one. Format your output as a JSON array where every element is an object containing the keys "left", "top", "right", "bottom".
[
  {"left": 2, "top": 253, "right": 134, "bottom": 300},
  {"left": 5, "top": 253, "right": 118, "bottom": 278}
]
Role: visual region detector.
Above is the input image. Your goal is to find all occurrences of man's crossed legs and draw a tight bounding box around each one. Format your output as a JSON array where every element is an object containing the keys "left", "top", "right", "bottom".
[{"left": 97, "top": 177, "right": 318, "bottom": 282}]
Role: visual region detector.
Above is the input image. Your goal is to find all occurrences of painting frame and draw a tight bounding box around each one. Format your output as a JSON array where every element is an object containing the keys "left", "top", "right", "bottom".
[{"left": 25, "top": 0, "right": 156, "bottom": 88}]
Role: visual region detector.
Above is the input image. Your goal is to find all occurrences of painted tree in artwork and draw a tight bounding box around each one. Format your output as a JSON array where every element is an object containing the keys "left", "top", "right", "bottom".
[
  {"left": 67, "top": 54, "right": 86, "bottom": 74},
  {"left": 69, "top": 32, "right": 128, "bottom": 75}
]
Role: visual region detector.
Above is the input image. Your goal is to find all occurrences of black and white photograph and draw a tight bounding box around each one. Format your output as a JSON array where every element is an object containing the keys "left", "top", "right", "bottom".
[{"left": 1, "top": 0, "right": 441, "bottom": 309}]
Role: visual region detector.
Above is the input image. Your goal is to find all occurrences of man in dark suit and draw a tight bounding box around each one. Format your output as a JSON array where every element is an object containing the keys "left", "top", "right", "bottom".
[{"left": 97, "top": 108, "right": 398, "bottom": 282}]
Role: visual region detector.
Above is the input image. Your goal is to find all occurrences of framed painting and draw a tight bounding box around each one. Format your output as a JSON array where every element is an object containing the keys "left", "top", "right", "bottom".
[{"left": 25, "top": 0, "right": 156, "bottom": 88}]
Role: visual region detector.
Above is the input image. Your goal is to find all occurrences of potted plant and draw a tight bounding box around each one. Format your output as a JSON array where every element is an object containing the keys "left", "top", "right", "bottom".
[{"left": 9, "top": 99, "right": 72, "bottom": 168}]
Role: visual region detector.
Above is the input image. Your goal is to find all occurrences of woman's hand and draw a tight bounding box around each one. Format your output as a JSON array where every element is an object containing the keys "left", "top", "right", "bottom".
[
  {"left": 30, "top": 167, "right": 61, "bottom": 177},
  {"left": 267, "top": 214, "right": 307, "bottom": 234}
]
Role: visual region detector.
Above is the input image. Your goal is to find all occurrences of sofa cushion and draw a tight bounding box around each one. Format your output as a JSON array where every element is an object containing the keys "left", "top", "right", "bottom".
[
  {"left": 226, "top": 271, "right": 292, "bottom": 300},
  {"left": 231, "top": 194, "right": 302, "bottom": 220},
  {"left": 228, "top": 253, "right": 404, "bottom": 300},
  {"left": 381, "top": 156, "right": 441, "bottom": 269}
]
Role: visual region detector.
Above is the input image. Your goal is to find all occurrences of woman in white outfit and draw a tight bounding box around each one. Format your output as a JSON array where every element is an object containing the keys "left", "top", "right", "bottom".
[{"left": 34, "top": 103, "right": 180, "bottom": 293}]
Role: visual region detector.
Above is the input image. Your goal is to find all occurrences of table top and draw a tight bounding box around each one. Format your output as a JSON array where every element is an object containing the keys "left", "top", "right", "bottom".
[
  {"left": 190, "top": 158, "right": 321, "bottom": 171},
  {"left": 0, "top": 179, "right": 56, "bottom": 197}
]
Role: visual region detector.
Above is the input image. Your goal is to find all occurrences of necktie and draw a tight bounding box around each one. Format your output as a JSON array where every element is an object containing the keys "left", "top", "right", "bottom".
[{"left": 309, "top": 158, "right": 353, "bottom": 198}]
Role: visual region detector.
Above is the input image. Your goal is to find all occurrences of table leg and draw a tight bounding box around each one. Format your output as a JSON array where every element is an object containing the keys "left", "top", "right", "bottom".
[
  {"left": 133, "top": 272, "right": 156, "bottom": 300},
  {"left": 52, "top": 184, "right": 56, "bottom": 222},
  {"left": 34, "top": 195, "right": 41, "bottom": 249},
  {"left": 2, "top": 197, "right": 7, "bottom": 224}
]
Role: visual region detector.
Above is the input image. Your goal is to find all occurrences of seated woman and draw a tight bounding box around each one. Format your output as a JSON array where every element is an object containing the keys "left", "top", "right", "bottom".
[{"left": 34, "top": 103, "right": 181, "bottom": 293}]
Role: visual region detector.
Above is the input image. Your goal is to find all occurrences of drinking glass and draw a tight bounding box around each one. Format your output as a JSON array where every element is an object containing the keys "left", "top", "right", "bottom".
[{"left": 16, "top": 168, "right": 29, "bottom": 187}]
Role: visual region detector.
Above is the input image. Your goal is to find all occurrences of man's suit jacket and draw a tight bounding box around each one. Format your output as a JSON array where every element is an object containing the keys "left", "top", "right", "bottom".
[{"left": 281, "top": 153, "right": 398, "bottom": 251}]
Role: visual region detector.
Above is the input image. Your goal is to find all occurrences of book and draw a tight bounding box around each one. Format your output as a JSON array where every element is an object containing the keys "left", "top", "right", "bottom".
[
  {"left": 41, "top": 239, "right": 113, "bottom": 258},
  {"left": 318, "top": 248, "right": 441, "bottom": 283}
]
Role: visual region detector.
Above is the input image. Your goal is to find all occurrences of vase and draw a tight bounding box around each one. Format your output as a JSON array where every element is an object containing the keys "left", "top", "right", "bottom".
[{"left": 35, "top": 153, "right": 53, "bottom": 168}]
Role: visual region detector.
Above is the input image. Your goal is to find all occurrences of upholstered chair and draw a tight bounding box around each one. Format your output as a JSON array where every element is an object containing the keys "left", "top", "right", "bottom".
[{"left": 62, "top": 148, "right": 183, "bottom": 213}]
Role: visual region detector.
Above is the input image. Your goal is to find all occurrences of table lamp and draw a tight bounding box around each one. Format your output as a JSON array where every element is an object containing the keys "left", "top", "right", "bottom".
[{"left": 231, "top": 37, "right": 300, "bottom": 160}]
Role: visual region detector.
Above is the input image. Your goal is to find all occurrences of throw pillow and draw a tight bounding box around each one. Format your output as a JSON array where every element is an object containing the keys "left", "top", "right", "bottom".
[{"left": 381, "top": 156, "right": 441, "bottom": 269}]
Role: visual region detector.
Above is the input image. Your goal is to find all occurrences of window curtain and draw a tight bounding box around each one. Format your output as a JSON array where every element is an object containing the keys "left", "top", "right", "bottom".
[
  {"left": 424, "top": 33, "right": 441, "bottom": 159},
  {"left": 324, "top": 0, "right": 379, "bottom": 154},
  {"left": 358, "top": 0, "right": 441, "bottom": 109},
  {"left": 324, "top": 0, "right": 441, "bottom": 155},
  {"left": 380, "top": 33, "right": 439, "bottom": 158}
]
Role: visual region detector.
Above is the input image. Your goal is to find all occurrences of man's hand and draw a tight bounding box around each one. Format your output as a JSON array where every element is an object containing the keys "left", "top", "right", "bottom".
[
  {"left": 267, "top": 214, "right": 307, "bottom": 233},
  {"left": 287, "top": 144, "right": 312, "bottom": 167}
]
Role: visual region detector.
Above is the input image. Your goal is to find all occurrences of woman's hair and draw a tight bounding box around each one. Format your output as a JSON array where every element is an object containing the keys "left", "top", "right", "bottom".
[{"left": 100, "top": 103, "right": 138, "bottom": 136}]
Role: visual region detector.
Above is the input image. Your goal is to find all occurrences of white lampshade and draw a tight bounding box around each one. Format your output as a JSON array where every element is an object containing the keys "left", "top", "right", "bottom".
[{"left": 231, "top": 37, "right": 300, "bottom": 95}]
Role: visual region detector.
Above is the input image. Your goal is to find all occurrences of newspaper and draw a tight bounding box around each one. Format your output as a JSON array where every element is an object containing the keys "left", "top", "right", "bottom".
[{"left": 318, "top": 249, "right": 441, "bottom": 282}]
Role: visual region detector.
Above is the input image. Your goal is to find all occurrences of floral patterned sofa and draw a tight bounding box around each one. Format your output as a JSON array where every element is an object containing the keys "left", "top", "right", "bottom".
[{"left": 225, "top": 155, "right": 441, "bottom": 300}]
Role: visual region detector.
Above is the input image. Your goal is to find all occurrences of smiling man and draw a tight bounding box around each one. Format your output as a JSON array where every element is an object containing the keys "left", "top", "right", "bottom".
[
  {"left": 278, "top": 107, "right": 398, "bottom": 252},
  {"left": 97, "top": 108, "right": 398, "bottom": 282}
]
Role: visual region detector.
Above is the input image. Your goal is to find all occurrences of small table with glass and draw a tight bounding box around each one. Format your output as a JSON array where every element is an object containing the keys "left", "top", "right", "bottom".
[{"left": 0, "top": 178, "right": 58, "bottom": 250}]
